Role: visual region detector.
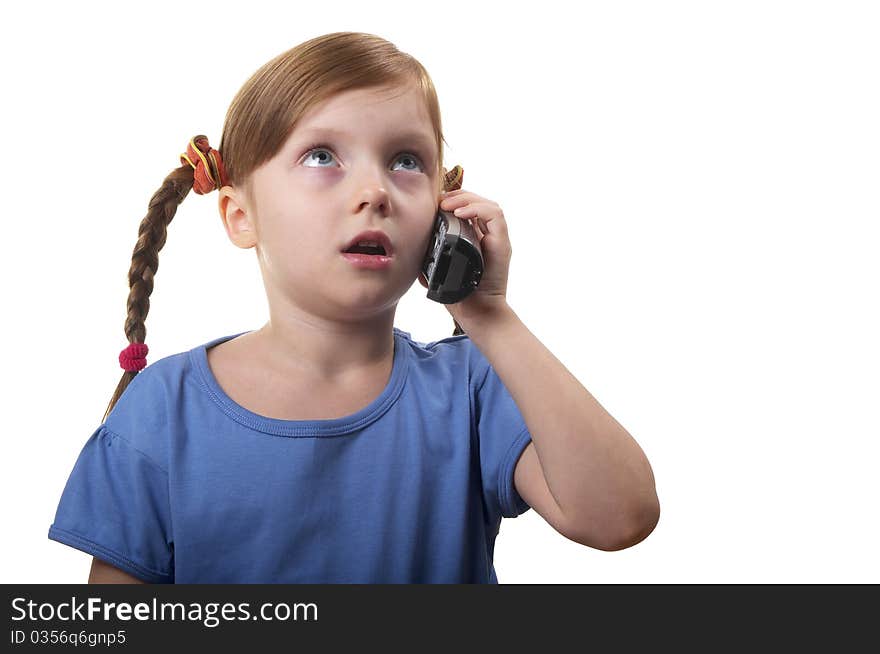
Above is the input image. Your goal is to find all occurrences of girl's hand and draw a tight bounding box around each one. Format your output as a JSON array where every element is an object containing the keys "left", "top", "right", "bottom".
[{"left": 418, "top": 188, "right": 512, "bottom": 325}]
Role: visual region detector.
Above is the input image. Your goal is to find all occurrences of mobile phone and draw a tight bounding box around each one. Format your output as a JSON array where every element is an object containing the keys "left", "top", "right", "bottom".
[{"left": 421, "top": 208, "right": 483, "bottom": 304}]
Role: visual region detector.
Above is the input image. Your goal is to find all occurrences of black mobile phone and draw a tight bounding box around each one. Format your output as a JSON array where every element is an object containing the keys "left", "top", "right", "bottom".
[{"left": 421, "top": 208, "right": 483, "bottom": 304}]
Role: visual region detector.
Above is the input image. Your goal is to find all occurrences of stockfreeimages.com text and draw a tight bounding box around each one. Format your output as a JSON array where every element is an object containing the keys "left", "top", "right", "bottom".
[{"left": 11, "top": 596, "right": 317, "bottom": 628}]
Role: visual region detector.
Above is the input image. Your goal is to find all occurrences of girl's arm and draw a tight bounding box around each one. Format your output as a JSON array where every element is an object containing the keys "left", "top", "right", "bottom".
[
  {"left": 462, "top": 303, "right": 660, "bottom": 550},
  {"left": 87, "top": 557, "right": 149, "bottom": 584}
]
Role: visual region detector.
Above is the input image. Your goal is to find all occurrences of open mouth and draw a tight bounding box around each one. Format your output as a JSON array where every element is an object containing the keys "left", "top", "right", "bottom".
[{"left": 343, "top": 244, "right": 388, "bottom": 256}]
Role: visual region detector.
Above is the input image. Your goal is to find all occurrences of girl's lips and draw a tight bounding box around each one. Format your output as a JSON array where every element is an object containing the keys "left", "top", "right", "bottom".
[{"left": 341, "top": 252, "right": 394, "bottom": 269}]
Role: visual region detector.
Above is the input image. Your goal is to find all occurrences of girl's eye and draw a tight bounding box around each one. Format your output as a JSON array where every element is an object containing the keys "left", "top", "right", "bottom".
[
  {"left": 301, "top": 145, "right": 424, "bottom": 172},
  {"left": 392, "top": 153, "right": 423, "bottom": 172},
  {"left": 302, "top": 148, "right": 335, "bottom": 167}
]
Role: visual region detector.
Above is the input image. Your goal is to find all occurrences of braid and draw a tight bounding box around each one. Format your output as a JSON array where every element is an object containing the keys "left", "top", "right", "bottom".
[{"left": 101, "top": 164, "right": 196, "bottom": 424}]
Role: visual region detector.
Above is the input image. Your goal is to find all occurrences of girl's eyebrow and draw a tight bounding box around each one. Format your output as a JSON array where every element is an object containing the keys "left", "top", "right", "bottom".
[{"left": 296, "top": 126, "right": 435, "bottom": 152}]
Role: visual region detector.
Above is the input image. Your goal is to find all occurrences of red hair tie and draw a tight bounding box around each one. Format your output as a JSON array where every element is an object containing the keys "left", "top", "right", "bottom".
[
  {"left": 180, "top": 135, "right": 229, "bottom": 194},
  {"left": 119, "top": 342, "right": 149, "bottom": 372},
  {"left": 443, "top": 165, "right": 464, "bottom": 191}
]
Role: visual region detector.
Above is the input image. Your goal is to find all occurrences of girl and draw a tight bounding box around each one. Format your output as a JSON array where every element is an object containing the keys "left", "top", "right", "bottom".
[{"left": 48, "top": 32, "right": 660, "bottom": 583}]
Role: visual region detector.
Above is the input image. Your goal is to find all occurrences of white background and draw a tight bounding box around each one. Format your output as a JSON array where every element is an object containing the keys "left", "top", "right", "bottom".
[{"left": 2, "top": 0, "right": 878, "bottom": 584}]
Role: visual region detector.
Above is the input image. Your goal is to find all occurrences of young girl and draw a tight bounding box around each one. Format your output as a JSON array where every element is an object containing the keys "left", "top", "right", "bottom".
[{"left": 48, "top": 32, "right": 660, "bottom": 583}]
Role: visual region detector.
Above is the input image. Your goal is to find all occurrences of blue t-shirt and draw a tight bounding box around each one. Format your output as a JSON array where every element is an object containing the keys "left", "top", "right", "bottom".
[{"left": 49, "top": 327, "right": 533, "bottom": 583}]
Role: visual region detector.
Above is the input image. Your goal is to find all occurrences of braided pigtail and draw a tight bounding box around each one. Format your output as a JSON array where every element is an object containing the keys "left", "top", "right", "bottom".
[
  {"left": 101, "top": 136, "right": 226, "bottom": 424},
  {"left": 442, "top": 165, "right": 466, "bottom": 337}
]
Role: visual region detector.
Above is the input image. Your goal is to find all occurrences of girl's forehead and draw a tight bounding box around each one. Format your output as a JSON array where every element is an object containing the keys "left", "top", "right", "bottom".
[
  {"left": 301, "top": 84, "right": 428, "bottom": 125},
  {"left": 290, "top": 123, "right": 435, "bottom": 151},
  {"left": 291, "top": 105, "right": 433, "bottom": 149}
]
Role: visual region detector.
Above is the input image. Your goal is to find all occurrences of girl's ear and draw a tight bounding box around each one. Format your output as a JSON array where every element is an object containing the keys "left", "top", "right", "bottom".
[{"left": 218, "top": 187, "right": 258, "bottom": 249}]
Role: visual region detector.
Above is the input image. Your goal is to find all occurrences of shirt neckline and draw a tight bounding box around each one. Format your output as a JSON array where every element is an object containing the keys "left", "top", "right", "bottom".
[{"left": 190, "top": 328, "right": 411, "bottom": 437}]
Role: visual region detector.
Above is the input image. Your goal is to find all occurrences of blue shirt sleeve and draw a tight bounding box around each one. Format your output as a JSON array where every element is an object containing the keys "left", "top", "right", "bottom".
[
  {"left": 48, "top": 425, "right": 174, "bottom": 583},
  {"left": 474, "top": 354, "right": 533, "bottom": 521}
]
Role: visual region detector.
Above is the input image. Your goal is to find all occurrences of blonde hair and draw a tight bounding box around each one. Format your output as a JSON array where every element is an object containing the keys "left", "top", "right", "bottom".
[{"left": 103, "top": 32, "right": 463, "bottom": 424}]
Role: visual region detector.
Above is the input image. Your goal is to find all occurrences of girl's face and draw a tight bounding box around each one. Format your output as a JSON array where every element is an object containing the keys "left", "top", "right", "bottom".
[{"left": 219, "top": 83, "right": 441, "bottom": 323}]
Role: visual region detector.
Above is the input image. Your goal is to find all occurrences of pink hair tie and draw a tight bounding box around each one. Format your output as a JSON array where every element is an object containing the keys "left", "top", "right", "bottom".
[{"left": 119, "top": 342, "right": 149, "bottom": 372}]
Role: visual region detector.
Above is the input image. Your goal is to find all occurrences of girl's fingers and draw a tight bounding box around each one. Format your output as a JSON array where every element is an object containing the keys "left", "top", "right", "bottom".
[
  {"left": 452, "top": 203, "right": 490, "bottom": 218},
  {"left": 439, "top": 195, "right": 502, "bottom": 239},
  {"left": 441, "top": 193, "right": 486, "bottom": 211},
  {"left": 440, "top": 196, "right": 468, "bottom": 210}
]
